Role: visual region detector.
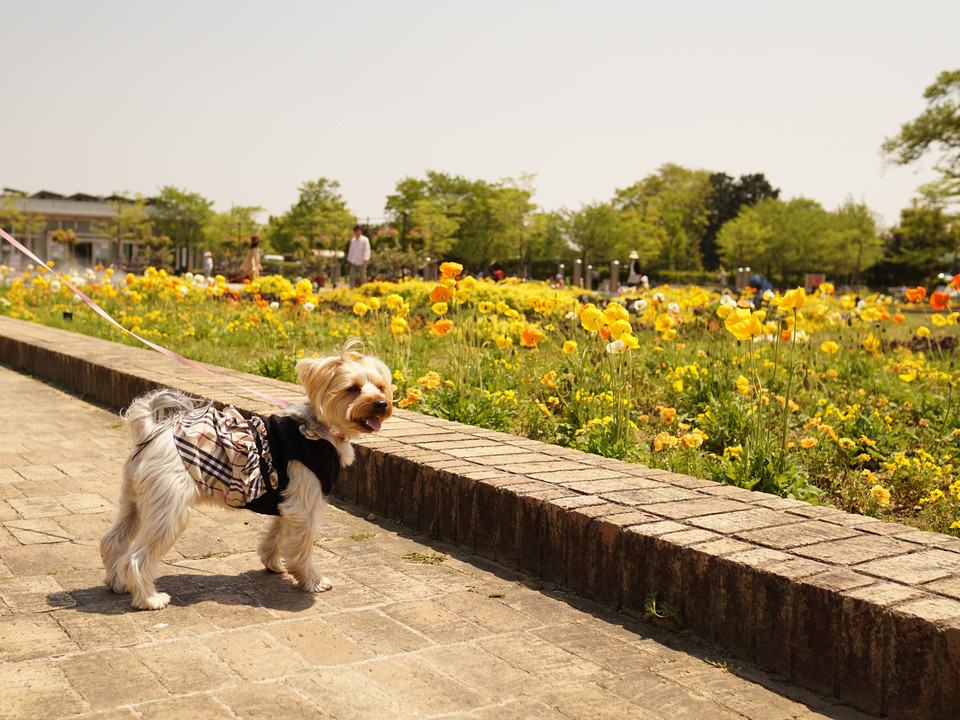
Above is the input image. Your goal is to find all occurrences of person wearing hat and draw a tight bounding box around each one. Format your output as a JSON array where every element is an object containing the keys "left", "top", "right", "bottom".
[
  {"left": 203, "top": 251, "right": 214, "bottom": 276},
  {"left": 626, "top": 251, "right": 643, "bottom": 287}
]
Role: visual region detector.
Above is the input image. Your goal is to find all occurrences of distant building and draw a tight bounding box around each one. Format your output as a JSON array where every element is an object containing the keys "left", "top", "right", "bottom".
[{"left": 0, "top": 188, "right": 149, "bottom": 267}]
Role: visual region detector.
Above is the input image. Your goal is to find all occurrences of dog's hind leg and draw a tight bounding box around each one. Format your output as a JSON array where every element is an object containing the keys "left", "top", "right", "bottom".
[
  {"left": 120, "top": 475, "right": 193, "bottom": 610},
  {"left": 257, "top": 516, "right": 286, "bottom": 573},
  {"left": 100, "top": 463, "right": 140, "bottom": 594}
]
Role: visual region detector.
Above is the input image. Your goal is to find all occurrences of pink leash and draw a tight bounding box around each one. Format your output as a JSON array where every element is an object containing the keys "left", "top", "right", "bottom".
[{"left": 0, "top": 227, "right": 290, "bottom": 407}]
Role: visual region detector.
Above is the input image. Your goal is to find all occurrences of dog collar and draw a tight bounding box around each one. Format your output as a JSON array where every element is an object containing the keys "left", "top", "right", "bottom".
[{"left": 323, "top": 425, "right": 349, "bottom": 443}]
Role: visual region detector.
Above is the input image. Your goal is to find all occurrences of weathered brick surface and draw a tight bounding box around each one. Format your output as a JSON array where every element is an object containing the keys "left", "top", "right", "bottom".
[{"left": 3, "top": 315, "right": 959, "bottom": 719}]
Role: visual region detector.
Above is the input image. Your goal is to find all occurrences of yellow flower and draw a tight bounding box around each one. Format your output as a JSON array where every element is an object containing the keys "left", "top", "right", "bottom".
[
  {"left": 366, "top": 297, "right": 381, "bottom": 311},
  {"left": 800, "top": 437, "right": 818, "bottom": 449},
  {"left": 609, "top": 319, "right": 633, "bottom": 340},
  {"left": 870, "top": 485, "right": 891, "bottom": 505},
  {"left": 431, "top": 301, "right": 449, "bottom": 316},
  {"left": 655, "top": 314, "right": 675, "bottom": 332},
  {"left": 917, "top": 326, "right": 930, "bottom": 338},
  {"left": 385, "top": 293, "right": 404, "bottom": 310},
  {"left": 931, "top": 313, "right": 947, "bottom": 327},
  {"left": 723, "top": 445, "right": 743, "bottom": 459},
  {"left": 778, "top": 287, "right": 806, "bottom": 309},
  {"left": 724, "top": 308, "right": 762, "bottom": 341},
  {"left": 735, "top": 375, "right": 751, "bottom": 396},
  {"left": 580, "top": 305, "right": 604, "bottom": 333},
  {"left": 716, "top": 304, "right": 733, "bottom": 319},
  {"left": 603, "top": 302, "right": 629, "bottom": 324},
  {"left": 862, "top": 333, "right": 880, "bottom": 352},
  {"left": 898, "top": 371, "right": 917, "bottom": 383},
  {"left": 820, "top": 340, "right": 839, "bottom": 354},
  {"left": 680, "top": 432, "right": 703, "bottom": 448},
  {"left": 562, "top": 340, "right": 578, "bottom": 354},
  {"left": 495, "top": 335, "right": 513, "bottom": 349},
  {"left": 390, "top": 316, "right": 408, "bottom": 335},
  {"left": 352, "top": 302, "right": 369, "bottom": 316},
  {"left": 661, "top": 328, "right": 677, "bottom": 341},
  {"left": 478, "top": 301, "right": 495, "bottom": 314},
  {"left": 818, "top": 282, "right": 835, "bottom": 295}
]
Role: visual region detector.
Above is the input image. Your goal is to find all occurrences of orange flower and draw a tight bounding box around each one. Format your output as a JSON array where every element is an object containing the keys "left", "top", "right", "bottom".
[
  {"left": 905, "top": 286, "right": 926, "bottom": 303},
  {"left": 432, "top": 319, "right": 453, "bottom": 335},
  {"left": 429, "top": 285, "right": 453, "bottom": 303},
  {"left": 952, "top": 274, "right": 960, "bottom": 290},
  {"left": 931, "top": 290, "right": 950, "bottom": 311},
  {"left": 439, "top": 262, "right": 463, "bottom": 280},
  {"left": 520, "top": 326, "right": 544, "bottom": 347}
]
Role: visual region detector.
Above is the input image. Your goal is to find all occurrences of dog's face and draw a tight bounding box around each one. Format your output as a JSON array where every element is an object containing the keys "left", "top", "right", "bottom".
[{"left": 296, "top": 351, "right": 393, "bottom": 435}]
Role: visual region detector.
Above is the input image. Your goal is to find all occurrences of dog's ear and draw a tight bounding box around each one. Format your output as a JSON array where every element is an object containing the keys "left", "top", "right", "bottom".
[
  {"left": 368, "top": 358, "right": 394, "bottom": 402},
  {"left": 296, "top": 357, "right": 340, "bottom": 401}
]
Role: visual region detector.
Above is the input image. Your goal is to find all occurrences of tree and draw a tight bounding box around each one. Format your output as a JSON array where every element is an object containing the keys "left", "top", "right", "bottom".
[
  {"left": 825, "top": 198, "right": 882, "bottom": 287},
  {"left": 614, "top": 163, "right": 712, "bottom": 272},
  {"left": 153, "top": 187, "right": 214, "bottom": 270},
  {"left": 702, "top": 173, "right": 780, "bottom": 269},
  {"left": 566, "top": 202, "right": 626, "bottom": 267},
  {"left": 204, "top": 205, "right": 264, "bottom": 270},
  {"left": 91, "top": 193, "right": 153, "bottom": 265},
  {"left": 489, "top": 174, "right": 538, "bottom": 278},
  {"left": 716, "top": 198, "right": 831, "bottom": 286},
  {"left": 0, "top": 195, "right": 46, "bottom": 240},
  {"left": 870, "top": 203, "right": 960, "bottom": 286},
  {"left": 882, "top": 69, "right": 960, "bottom": 204},
  {"left": 267, "top": 178, "right": 354, "bottom": 255}
]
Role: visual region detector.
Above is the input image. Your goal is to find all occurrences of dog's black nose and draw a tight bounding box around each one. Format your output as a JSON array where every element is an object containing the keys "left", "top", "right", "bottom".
[{"left": 373, "top": 400, "right": 388, "bottom": 413}]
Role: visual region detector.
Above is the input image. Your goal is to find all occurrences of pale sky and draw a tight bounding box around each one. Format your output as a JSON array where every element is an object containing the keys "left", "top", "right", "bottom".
[{"left": 3, "top": 1, "right": 958, "bottom": 230}]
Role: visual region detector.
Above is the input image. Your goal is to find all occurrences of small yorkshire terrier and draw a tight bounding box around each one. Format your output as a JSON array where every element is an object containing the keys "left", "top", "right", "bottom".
[{"left": 101, "top": 338, "right": 393, "bottom": 610}]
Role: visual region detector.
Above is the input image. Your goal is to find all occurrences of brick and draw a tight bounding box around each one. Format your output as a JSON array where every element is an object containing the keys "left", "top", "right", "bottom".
[
  {"left": 858, "top": 549, "right": 960, "bottom": 585},
  {"left": 634, "top": 497, "right": 748, "bottom": 520},
  {"left": 603, "top": 486, "right": 701, "bottom": 506},
  {"left": 687, "top": 507, "right": 798, "bottom": 534},
  {"left": 793, "top": 534, "right": 917, "bottom": 565},
  {"left": 736, "top": 520, "right": 859, "bottom": 549}
]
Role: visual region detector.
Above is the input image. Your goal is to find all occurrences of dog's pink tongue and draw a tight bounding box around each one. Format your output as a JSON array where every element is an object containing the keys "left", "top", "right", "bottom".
[{"left": 365, "top": 417, "right": 382, "bottom": 431}]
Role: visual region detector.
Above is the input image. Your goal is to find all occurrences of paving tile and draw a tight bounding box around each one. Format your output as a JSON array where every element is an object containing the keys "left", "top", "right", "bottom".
[
  {"left": 57, "top": 649, "right": 169, "bottom": 711},
  {"left": 0, "top": 661, "right": 88, "bottom": 720}
]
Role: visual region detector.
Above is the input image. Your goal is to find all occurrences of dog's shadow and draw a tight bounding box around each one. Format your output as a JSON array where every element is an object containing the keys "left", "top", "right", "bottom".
[{"left": 52, "top": 569, "right": 318, "bottom": 615}]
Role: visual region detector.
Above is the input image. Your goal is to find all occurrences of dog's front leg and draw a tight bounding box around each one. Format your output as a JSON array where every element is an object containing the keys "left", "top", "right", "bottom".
[
  {"left": 278, "top": 462, "right": 331, "bottom": 592},
  {"left": 281, "top": 511, "right": 332, "bottom": 592}
]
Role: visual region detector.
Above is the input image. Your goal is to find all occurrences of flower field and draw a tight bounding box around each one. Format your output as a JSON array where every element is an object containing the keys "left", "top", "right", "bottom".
[{"left": 3, "top": 261, "right": 960, "bottom": 535}]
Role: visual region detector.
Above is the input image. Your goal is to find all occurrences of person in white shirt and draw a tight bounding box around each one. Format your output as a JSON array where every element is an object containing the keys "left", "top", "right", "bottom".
[{"left": 347, "top": 225, "right": 370, "bottom": 288}]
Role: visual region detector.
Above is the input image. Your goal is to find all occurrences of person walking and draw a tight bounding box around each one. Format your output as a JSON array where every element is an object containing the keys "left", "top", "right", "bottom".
[
  {"left": 626, "top": 251, "right": 643, "bottom": 287},
  {"left": 347, "top": 225, "right": 370, "bottom": 288},
  {"left": 203, "top": 251, "right": 214, "bottom": 276},
  {"left": 239, "top": 236, "right": 263, "bottom": 281}
]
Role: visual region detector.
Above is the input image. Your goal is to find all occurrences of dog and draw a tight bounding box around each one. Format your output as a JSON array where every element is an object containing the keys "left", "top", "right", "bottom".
[{"left": 100, "top": 338, "right": 393, "bottom": 610}]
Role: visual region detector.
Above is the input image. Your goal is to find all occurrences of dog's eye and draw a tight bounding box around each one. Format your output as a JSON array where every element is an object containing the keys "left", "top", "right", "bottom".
[{"left": 348, "top": 385, "right": 361, "bottom": 394}]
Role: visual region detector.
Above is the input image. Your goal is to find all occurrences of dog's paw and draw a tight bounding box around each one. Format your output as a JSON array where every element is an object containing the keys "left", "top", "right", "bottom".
[
  {"left": 299, "top": 576, "right": 333, "bottom": 593},
  {"left": 134, "top": 592, "right": 171, "bottom": 611}
]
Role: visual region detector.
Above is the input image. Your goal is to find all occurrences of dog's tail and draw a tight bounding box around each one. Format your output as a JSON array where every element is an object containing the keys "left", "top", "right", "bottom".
[{"left": 122, "top": 388, "right": 207, "bottom": 446}]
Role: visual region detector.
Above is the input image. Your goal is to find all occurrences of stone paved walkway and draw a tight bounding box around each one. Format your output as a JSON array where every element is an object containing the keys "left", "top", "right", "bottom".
[{"left": 0, "top": 365, "right": 880, "bottom": 719}]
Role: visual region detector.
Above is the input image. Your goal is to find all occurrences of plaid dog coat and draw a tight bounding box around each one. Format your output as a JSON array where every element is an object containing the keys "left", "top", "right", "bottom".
[{"left": 171, "top": 405, "right": 340, "bottom": 515}]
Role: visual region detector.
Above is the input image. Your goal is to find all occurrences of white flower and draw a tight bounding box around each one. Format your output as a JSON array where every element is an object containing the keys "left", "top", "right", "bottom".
[
  {"left": 632, "top": 299, "right": 648, "bottom": 313},
  {"left": 667, "top": 302, "right": 680, "bottom": 314},
  {"left": 763, "top": 289, "right": 775, "bottom": 302},
  {"left": 72, "top": 294, "right": 82, "bottom": 303},
  {"left": 270, "top": 301, "right": 280, "bottom": 309},
  {"left": 50, "top": 280, "right": 62, "bottom": 292},
  {"left": 184, "top": 272, "right": 194, "bottom": 282},
  {"left": 178, "top": 285, "right": 188, "bottom": 295},
  {"left": 653, "top": 292, "right": 665, "bottom": 303},
  {"left": 605, "top": 339, "right": 626, "bottom": 354},
  {"left": 794, "top": 330, "right": 809, "bottom": 343},
  {"left": 302, "top": 302, "right": 316, "bottom": 312},
  {"left": 720, "top": 294, "right": 736, "bottom": 307}
]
